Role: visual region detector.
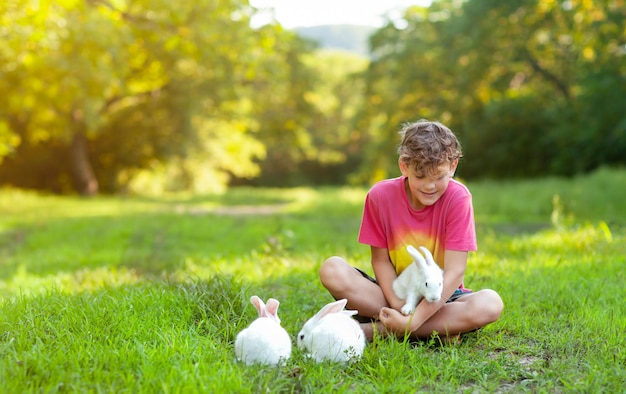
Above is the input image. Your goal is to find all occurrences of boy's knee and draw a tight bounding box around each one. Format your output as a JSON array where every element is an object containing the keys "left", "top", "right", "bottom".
[
  {"left": 319, "top": 256, "right": 348, "bottom": 288},
  {"left": 481, "top": 289, "right": 504, "bottom": 322}
]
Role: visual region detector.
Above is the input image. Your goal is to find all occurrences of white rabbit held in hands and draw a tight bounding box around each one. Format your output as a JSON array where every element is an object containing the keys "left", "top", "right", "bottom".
[
  {"left": 234, "top": 295, "right": 292, "bottom": 365},
  {"left": 297, "top": 298, "right": 366, "bottom": 363},
  {"left": 392, "top": 245, "right": 444, "bottom": 315}
]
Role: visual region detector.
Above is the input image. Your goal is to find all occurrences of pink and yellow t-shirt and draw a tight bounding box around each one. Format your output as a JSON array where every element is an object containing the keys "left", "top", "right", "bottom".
[{"left": 358, "top": 176, "right": 477, "bottom": 277}]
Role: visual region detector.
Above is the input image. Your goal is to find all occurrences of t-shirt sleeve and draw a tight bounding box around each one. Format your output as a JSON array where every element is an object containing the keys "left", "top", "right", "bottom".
[
  {"left": 445, "top": 193, "right": 477, "bottom": 252},
  {"left": 358, "top": 191, "right": 388, "bottom": 249}
]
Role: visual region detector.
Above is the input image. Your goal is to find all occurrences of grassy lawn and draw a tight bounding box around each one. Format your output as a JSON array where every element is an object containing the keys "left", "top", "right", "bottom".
[{"left": 1, "top": 168, "right": 625, "bottom": 392}]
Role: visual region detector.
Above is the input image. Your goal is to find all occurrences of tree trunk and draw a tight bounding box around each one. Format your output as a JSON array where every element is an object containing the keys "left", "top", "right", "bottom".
[{"left": 70, "top": 111, "right": 99, "bottom": 196}]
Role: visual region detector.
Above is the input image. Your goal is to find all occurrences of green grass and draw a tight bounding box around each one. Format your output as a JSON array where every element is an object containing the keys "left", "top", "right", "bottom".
[{"left": 1, "top": 168, "right": 625, "bottom": 392}]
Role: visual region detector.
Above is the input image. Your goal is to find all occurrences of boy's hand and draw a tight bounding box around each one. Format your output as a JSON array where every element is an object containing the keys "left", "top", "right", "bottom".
[{"left": 379, "top": 307, "right": 413, "bottom": 336}]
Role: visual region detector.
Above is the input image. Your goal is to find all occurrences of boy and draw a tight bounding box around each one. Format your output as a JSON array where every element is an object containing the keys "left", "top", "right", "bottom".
[{"left": 319, "top": 120, "right": 503, "bottom": 341}]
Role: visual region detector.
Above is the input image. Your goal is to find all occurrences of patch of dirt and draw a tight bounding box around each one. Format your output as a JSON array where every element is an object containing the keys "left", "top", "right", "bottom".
[
  {"left": 174, "top": 204, "right": 287, "bottom": 216},
  {"left": 212, "top": 204, "right": 287, "bottom": 215}
]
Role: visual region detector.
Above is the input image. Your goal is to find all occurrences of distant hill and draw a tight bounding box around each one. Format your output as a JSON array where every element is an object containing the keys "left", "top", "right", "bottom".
[{"left": 294, "top": 25, "right": 376, "bottom": 57}]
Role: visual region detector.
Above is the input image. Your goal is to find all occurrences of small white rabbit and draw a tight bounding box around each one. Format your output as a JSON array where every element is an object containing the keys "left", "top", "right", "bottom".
[
  {"left": 234, "top": 295, "right": 292, "bottom": 366},
  {"left": 392, "top": 245, "right": 444, "bottom": 315},
  {"left": 297, "top": 299, "right": 366, "bottom": 363}
]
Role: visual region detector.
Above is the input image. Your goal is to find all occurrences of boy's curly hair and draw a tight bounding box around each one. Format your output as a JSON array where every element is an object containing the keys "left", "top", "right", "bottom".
[{"left": 398, "top": 119, "right": 463, "bottom": 175}]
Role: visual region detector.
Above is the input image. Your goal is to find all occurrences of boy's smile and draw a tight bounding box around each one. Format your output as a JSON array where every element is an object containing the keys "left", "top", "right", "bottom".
[{"left": 399, "top": 159, "right": 458, "bottom": 210}]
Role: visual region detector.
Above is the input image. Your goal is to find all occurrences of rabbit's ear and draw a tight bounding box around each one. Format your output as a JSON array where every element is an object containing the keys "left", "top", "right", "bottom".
[
  {"left": 407, "top": 245, "right": 427, "bottom": 267},
  {"left": 265, "top": 298, "right": 280, "bottom": 319},
  {"left": 317, "top": 299, "right": 348, "bottom": 319},
  {"left": 250, "top": 295, "right": 266, "bottom": 317},
  {"left": 418, "top": 246, "right": 436, "bottom": 266}
]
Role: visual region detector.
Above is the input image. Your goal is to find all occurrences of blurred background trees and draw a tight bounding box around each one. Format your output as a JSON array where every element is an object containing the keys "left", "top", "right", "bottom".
[
  {"left": 0, "top": 0, "right": 624, "bottom": 195},
  {"left": 360, "top": 0, "right": 626, "bottom": 181}
]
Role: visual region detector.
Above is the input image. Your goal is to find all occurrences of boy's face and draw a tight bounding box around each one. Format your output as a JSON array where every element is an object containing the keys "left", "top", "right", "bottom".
[{"left": 399, "top": 159, "right": 458, "bottom": 210}]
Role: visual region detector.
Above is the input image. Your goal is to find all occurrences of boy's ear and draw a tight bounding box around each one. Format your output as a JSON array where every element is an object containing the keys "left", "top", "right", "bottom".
[
  {"left": 450, "top": 159, "right": 459, "bottom": 176},
  {"left": 398, "top": 158, "right": 409, "bottom": 176}
]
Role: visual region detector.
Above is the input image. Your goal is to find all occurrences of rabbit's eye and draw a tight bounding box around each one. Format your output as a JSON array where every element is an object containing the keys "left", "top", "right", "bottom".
[
  {"left": 425, "top": 283, "right": 428, "bottom": 287},
  {"left": 299, "top": 334, "right": 304, "bottom": 340}
]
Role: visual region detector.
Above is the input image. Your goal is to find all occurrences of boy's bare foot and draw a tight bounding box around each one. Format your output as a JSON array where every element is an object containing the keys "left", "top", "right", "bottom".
[
  {"left": 439, "top": 333, "right": 461, "bottom": 345},
  {"left": 360, "top": 321, "right": 389, "bottom": 341}
]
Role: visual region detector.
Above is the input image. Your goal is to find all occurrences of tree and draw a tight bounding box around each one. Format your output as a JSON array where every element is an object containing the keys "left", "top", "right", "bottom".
[
  {"left": 357, "top": 2, "right": 455, "bottom": 183},
  {"left": 237, "top": 45, "right": 370, "bottom": 186},
  {"left": 0, "top": 0, "right": 279, "bottom": 194},
  {"left": 357, "top": 0, "right": 626, "bottom": 181}
]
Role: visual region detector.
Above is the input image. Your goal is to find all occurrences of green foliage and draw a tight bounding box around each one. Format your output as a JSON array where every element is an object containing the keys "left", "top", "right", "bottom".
[
  {"left": 462, "top": 92, "right": 558, "bottom": 178},
  {"left": 1, "top": 170, "right": 626, "bottom": 391},
  {"left": 0, "top": 0, "right": 625, "bottom": 193},
  {"left": 0, "top": 0, "right": 297, "bottom": 194},
  {"left": 360, "top": 0, "right": 626, "bottom": 181}
]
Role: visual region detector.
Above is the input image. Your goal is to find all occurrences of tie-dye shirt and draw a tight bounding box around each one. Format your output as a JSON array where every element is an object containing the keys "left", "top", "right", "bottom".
[{"left": 358, "top": 176, "right": 477, "bottom": 278}]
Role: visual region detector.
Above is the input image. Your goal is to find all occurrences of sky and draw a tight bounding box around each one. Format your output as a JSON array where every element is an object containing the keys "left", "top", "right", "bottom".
[{"left": 249, "top": 0, "right": 432, "bottom": 29}]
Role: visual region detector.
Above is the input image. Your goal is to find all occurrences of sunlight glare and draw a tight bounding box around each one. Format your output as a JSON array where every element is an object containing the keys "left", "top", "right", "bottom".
[{"left": 250, "top": 0, "right": 432, "bottom": 29}]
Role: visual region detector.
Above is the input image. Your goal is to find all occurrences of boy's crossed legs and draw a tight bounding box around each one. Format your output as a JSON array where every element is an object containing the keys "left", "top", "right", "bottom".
[{"left": 320, "top": 256, "right": 503, "bottom": 341}]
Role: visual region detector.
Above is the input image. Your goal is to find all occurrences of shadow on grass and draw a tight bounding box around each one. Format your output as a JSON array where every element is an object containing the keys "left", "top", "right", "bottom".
[
  {"left": 0, "top": 210, "right": 313, "bottom": 281},
  {"left": 0, "top": 187, "right": 365, "bottom": 285}
]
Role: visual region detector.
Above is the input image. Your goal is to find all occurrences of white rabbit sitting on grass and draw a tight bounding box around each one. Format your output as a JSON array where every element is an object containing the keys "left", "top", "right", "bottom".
[
  {"left": 297, "top": 299, "right": 366, "bottom": 363},
  {"left": 392, "top": 245, "right": 444, "bottom": 315},
  {"left": 234, "top": 295, "right": 292, "bottom": 366}
]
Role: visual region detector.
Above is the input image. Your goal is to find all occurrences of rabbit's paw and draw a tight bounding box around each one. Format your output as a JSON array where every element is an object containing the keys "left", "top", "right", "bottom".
[{"left": 400, "top": 304, "right": 414, "bottom": 315}]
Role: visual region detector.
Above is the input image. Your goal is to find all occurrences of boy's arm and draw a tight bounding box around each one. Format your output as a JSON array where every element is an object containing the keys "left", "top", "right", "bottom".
[
  {"left": 370, "top": 246, "right": 405, "bottom": 311},
  {"left": 379, "top": 250, "right": 468, "bottom": 335}
]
